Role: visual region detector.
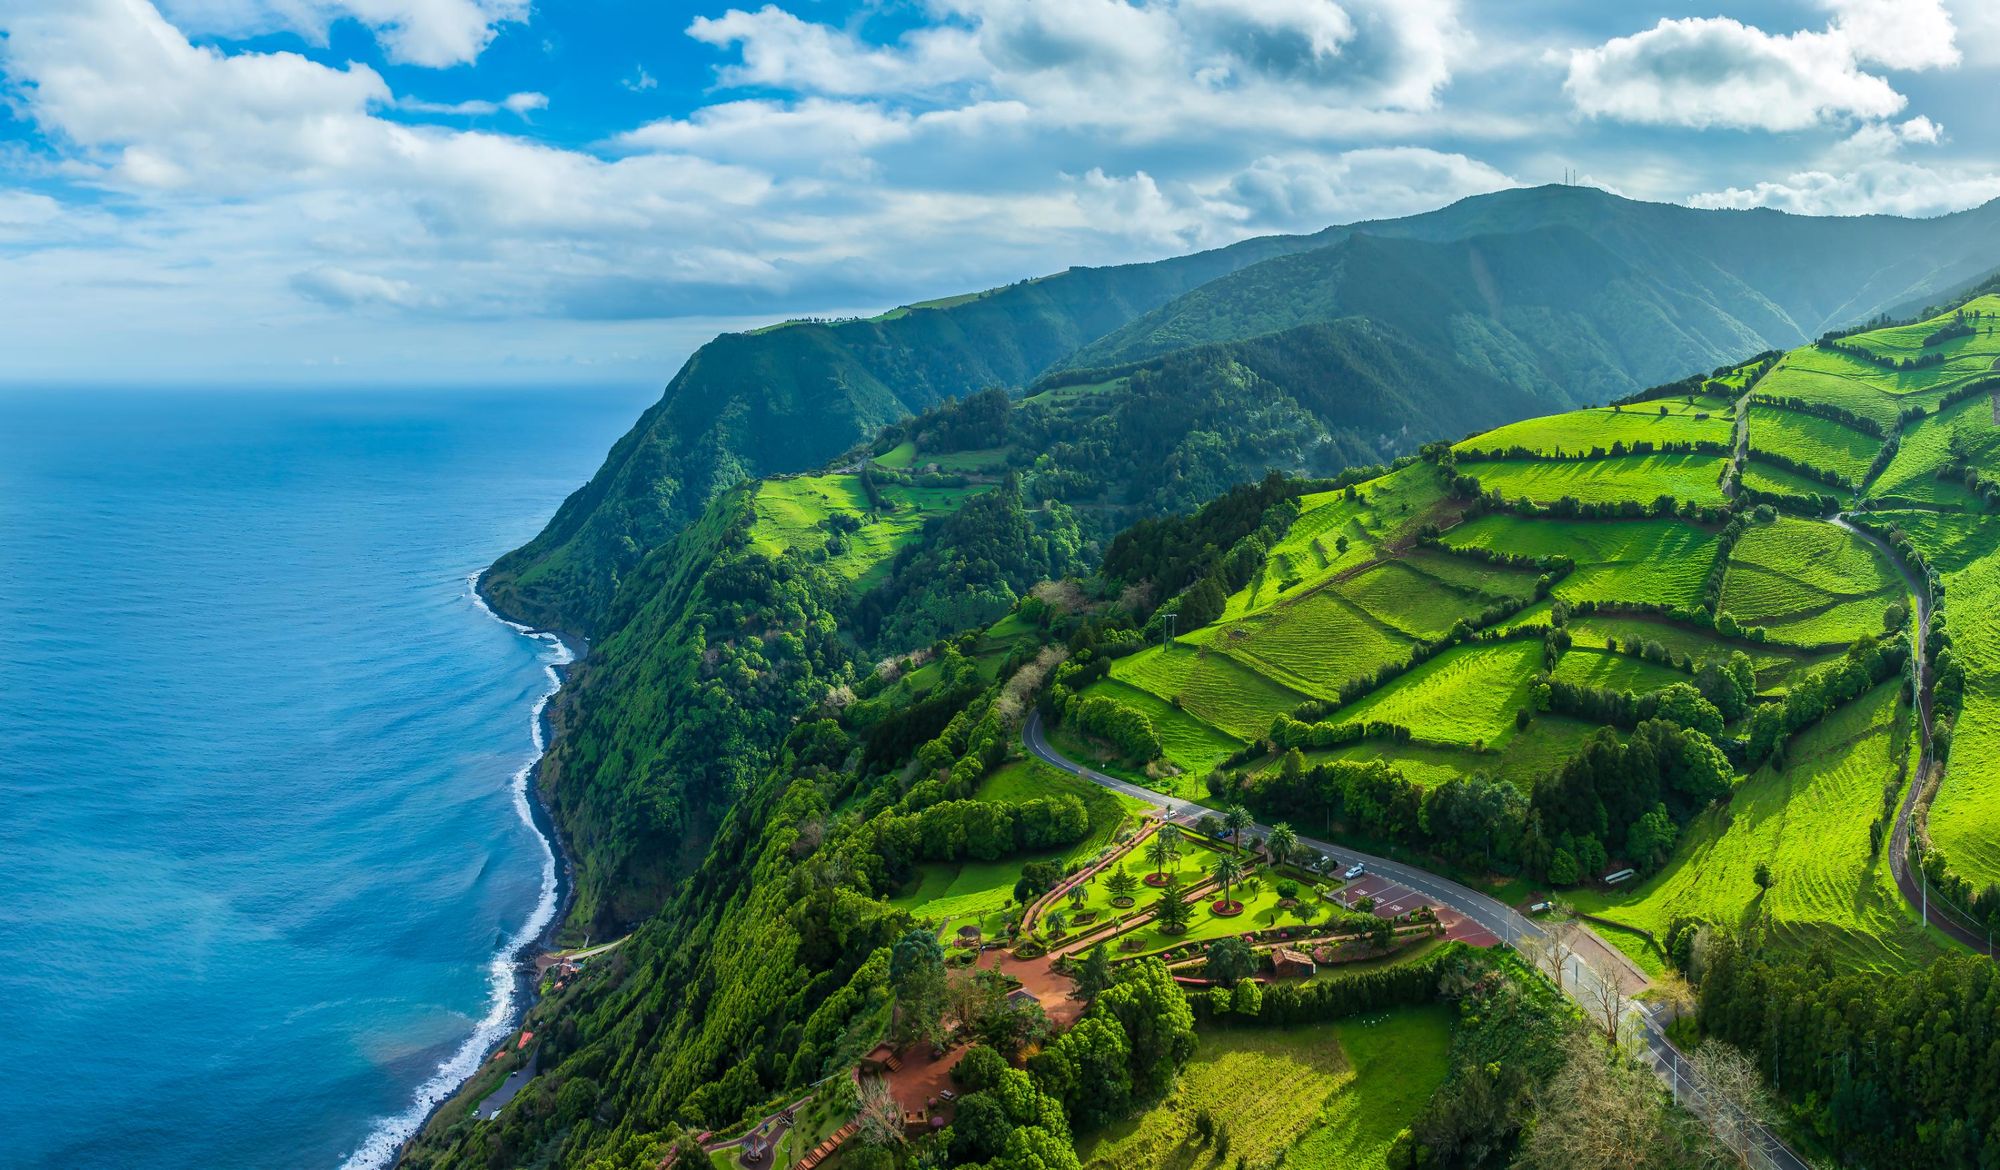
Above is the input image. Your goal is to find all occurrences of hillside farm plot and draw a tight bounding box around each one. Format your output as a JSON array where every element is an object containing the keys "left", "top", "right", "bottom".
[
  {"left": 1870, "top": 390, "right": 2000, "bottom": 507},
  {"left": 1458, "top": 453, "right": 1728, "bottom": 507},
  {"left": 1443, "top": 515, "right": 1720, "bottom": 608},
  {"left": 1873, "top": 510, "right": 2000, "bottom": 891},
  {"left": 1454, "top": 405, "right": 1732, "bottom": 457},
  {"left": 1746, "top": 405, "right": 1881, "bottom": 484},
  {"left": 1551, "top": 648, "right": 1688, "bottom": 693},
  {"left": 1840, "top": 294, "right": 2000, "bottom": 361},
  {"left": 1565, "top": 614, "right": 1811, "bottom": 692},
  {"left": 1740, "top": 460, "right": 1845, "bottom": 500},
  {"left": 1721, "top": 518, "right": 1904, "bottom": 647},
  {"left": 1574, "top": 683, "right": 1939, "bottom": 973},
  {"left": 1112, "top": 644, "right": 1311, "bottom": 741},
  {"left": 1398, "top": 547, "right": 1542, "bottom": 602},
  {"left": 749, "top": 474, "right": 982, "bottom": 590},
  {"left": 1235, "top": 467, "right": 1449, "bottom": 618},
  {"left": 1216, "top": 587, "right": 1412, "bottom": 700},
  {"left": 1339, "top": 560, "right": 1486, "bottom": 640},
  {"left": 1298, "top": 713, "right": 1601, "bottom": 791},
  {"left": 1080, "top": 679, "right": 1244, "bottom": 781},
  {"left": 1075, "top": 1010, "right": 1453, "bottom": 1170},
  {"left": 1331, "top": 640, "right": 1542, "bottom": 749}
]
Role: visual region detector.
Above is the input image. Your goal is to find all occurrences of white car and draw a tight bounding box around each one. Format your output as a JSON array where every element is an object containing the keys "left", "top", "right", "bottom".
[{"left": 1343, "top": 863, "right": 1366, "bottom": 880}]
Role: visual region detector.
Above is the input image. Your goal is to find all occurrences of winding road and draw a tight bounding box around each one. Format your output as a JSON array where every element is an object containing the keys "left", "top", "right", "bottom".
[{"left": 1025, "top": 712, "right": 1808, "bottom": 1170}]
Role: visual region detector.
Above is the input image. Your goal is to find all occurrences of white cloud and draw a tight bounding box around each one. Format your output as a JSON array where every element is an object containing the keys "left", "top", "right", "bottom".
[
  {"left": 1822, "top": 0, "right": 1960, "bottom": 70},
  {"left": 291, "top": 265, "right": 425, "bottom": 309},
  {"left": 158, "top": 0, "right": 528, "bottom": 67},
  {"left": 622, "top": 65, "right": 658, "bottom": 92},
  {"left": 1216, "top": 147, "right": 1517, "bottom": 227},
  {"left": 398, "top": 91, "right": 547, "bottom": 118},
  {"left": 687, "top": 5, "right": 985, "bottom": 95},
  {"left": 1691, "top": 161, "right": 2000, "bottom": 217},
  {"left": 1955, "top": 0, "right": 2000, "bottom": 64},
  {"left": 614, "top": 99, "right": 915, "bottom": 161},
  {"left": 1565, "top": 17, "right": 1908, "bottom": 132}
]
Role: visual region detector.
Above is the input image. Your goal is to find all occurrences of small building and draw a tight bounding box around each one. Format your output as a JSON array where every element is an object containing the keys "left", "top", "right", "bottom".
[{"left": 1270, "top": 947, "right": 1316, "bottom": 979}]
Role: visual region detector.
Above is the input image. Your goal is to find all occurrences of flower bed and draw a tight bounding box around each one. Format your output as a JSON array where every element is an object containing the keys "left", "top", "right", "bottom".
[
  {"left": 1209, "top": 900, "right": 1244, "bottom": 917},
  {"left": 1111, "top": 896, "right": 1136, "bottom": 908}
]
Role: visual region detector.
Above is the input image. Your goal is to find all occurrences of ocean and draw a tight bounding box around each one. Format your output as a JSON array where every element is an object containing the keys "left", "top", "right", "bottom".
[{"left": 0, "top": 385, "right": 656, "bottom": 1169}]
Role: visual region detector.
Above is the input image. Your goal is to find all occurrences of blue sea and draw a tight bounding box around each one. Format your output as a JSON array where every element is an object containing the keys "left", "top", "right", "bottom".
[{"left": 0, "top": 385, "right": 656, "bottom": 1170}]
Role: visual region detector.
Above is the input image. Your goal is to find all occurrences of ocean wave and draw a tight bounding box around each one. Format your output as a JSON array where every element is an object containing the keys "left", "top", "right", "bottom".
[{"left": 335, "top": 574, "right": 570, "bottom": 1170}]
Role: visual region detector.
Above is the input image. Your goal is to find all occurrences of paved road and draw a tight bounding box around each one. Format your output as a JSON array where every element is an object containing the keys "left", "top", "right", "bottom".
[{"left": 1025, "top": 712, "right": 1809, "bottom": 1169}]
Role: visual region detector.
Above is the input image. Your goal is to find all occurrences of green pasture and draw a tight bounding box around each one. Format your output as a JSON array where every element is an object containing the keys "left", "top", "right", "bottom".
[
  {"left": 1330, "top": 640, "right": 1541, "bottom": 749},
  {"left": 1340, "top": 560, "right": 1484, "bottom": 640},
  {"left": 1573, "top": 683, "right": 1940, "bottom": 974},
  {"left": 1740, "top": 460, "right": 1844, "bottom": 500},
  {"left": 1076, "top": 1008, "right": 1452, "bottom": 1170},
  {"left": 1454, "top": 404, "right": 1731, "bottom": 457},
  {"left": 1210, "top": 586, "right": 1413, "bottom": 701},
  {"left": 748, "top": 473, "right": 983, "bottom": 590},
  {"left": 1398, "top": 547, "right": 1541, "bottom": 601},
  {"left": 1870, "top": 389, "right": 2000, "bottom": 507},
  {"left": 1551, "top": 647, "right": 1688, "bottom": 693},
  {"left": 1458, "top": 453, "right": 1728, "bottom": 507},
  {"left": 1236, "top": 466, "right": 1448, "bottom": 620},
  {"left": 1873, "top": 510, "right": 2000, "bottom": 891},
  {"left": 1745, "top": 405, "right": 1882, "bottom": 484},
  {"left": 1294, "top": 713, "right": 1602, "bottom": 792},
  {"left": 1721, "top": 518, "right": 1903, "bottom": 647},
  {"left": 1078, "top": 678, "right": 1244, "bottom": 782},
  {"left": 1564, "top": 613, "right": 1811, "bottom": 692},
  {"left": 1112, "top": 644, "right": 1312, "bottom": 741},
  {"left": 1442, "top": 515, "right": 1720, "bottom": 608}
]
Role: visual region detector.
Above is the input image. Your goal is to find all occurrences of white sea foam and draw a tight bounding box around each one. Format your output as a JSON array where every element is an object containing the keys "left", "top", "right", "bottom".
[{"left": 336, "top": 574, "right": 571, "bottom": 1170}]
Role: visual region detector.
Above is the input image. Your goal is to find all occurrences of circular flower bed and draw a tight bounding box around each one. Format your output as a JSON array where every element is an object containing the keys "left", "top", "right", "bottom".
[
  {"left": 1111, "top": 896, "right": 1136, "bottom": 908},
  {"left": 1209, "top": 900, "right": 1245, "bottom": 917},
  {"left": 1143, "top": 872, "right": 1170, "bottom": 887}
]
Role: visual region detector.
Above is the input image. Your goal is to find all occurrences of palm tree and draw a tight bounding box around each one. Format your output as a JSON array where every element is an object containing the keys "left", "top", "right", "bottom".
[
  {"left": 1067, "top": 882, "right": 1088, "bottom": 911},
  {"left": 1266, "top": 822, "right": 1298, "bottom": 867},
  {"left": 1211, "top": 854, "right": 1243, "bottom": 911},
  {"left": 1145, "top": 823, "right": 1182, "bottom": 881},
  {"left": 1224, "top": 804, "right": 1253, "bottom": 856}
]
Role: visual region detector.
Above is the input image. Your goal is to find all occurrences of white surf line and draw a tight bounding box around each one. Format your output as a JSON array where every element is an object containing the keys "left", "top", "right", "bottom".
[{"left": 336, "top": 573, "right": 569, "bottom": 1170}]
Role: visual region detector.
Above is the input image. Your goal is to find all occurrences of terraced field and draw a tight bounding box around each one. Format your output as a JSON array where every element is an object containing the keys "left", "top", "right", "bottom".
[
  {"left": 1870, "top": 390, "right": 2000, "bottom": 507},
  {"left": 1342, "top": 560, "right": 1482, "bottom": 639},
  {"left": 1721, "top": 518, "right": 1904, "bottom": 647},
  {"left": 1745, "top": 405, "right": 1881, "bottom": 484},
  {"left": 1871, "top": 510, "right": 2000, "bottom": 892},
  {"left": 1111, "top": 644, "right": 1310, "bottom": 741},
  {"left": 1443, "top": 515, "right": 1720, "bottom": 608},
  {"left": 1460, "top": 453, "right": 1729, "bottom": 506},
  {"left": 1331, "top": 640, "right": 1542, "bottom": 748},
  {"left": 1576, "top": 683, "right": 1938, "bottom": 973},
  {"left": 1740, "top": 459, "right": 1845, "bottom": 500},
  {"left": 1232, "top": 467, "right": 1446, "bottom": 619},
  {"left": 1561, "top": 614, "right": 1811, "bottom": 692},
  {"left": 1550, "top": 647, "right": 1688, "bottom": 693},
  {"left": 1455, "top": 403, "right": 1731, "bottom": 457},
  {"left": 1752, "top": 302, "right": 2000, "bottom": 429},
  {"left": 1299, "top": 713, "right": 1603, "bottom": 791},
  {"left": 1083, "top": 678, "right": 1244, "bottom": 781},
  {"left": 1217, "top": 586, "right": 1413, "bottom": 699}
]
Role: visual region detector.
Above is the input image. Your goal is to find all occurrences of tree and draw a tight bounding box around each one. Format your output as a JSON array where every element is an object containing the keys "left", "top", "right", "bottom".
[
  {"left": 890, "top": 927, "right": 947, "bottom": 1042},
  {"left": 1105, "top": 866, "right": 1138, "bottom": 903},
  {"left": 1211, "top": 853, "right": 1243, "bottom": 910},
  {"left": 1153, "top": 879, "right": 1194, "bottom": 934},
  {"left": 1144, "top": 824, "right": 1183, "bottom": 880},
  {"left": 857, "top": 1076, "right": 905, "bottom": 1148},
  {"left": 1074, "top": 943, "right": 1113, "bottom": 998},
  {"left": 1096, "top": 959, "right": 1198, "bottom": 1100},
  {"left": 1579, "top": 953, "right": 1627, "bottom": 1045},
  {"left": 1625, "top": 804, "right": 1677, "bottom": 873},
  {"left": 1513, "top": 1031, "right": 1722, "bottom": 1170},
  {"left": 1205, "top": 937, "right": 1256, "bottom": 987},
  {"left": 1067, "top": 882, "right": 1087, "bottom": 911},
  {"left": 1028, "top": 1014, "right": 1130, "bottom": 1129},
  {"left": 1266, "top": 821, "right": 1298, "bottom": 866},
  {"left": 1224, "top": 804, "right": 1254, "bottom": 853},
  {"left": 1688, "top": 1041, "right": 1775, "bottom": 1160},
  {"left": 1230, "top": 976, "right": 1263, "bottom": 1018}
]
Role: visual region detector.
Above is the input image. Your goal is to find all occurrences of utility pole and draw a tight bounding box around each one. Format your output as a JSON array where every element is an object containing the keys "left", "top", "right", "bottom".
[{"left": 1162, "top": 612, "right": 1177, "bottom": 649}]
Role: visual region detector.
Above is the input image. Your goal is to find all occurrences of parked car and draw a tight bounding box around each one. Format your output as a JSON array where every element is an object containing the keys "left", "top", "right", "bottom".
[
  {"left": 1343, "top": 862, "right": 1366, "bottom": 880},
  {"left": 1528, "top": 901, "right": 1552, "bottom": 914}
]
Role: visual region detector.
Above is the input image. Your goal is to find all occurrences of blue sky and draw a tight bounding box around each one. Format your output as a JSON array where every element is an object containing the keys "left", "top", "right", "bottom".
[{"left": 1, "top": 0, "right": 1998, "bottom": 386}]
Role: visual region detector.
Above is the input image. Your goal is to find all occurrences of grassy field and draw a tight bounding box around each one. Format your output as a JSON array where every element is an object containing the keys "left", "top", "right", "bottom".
[
  {"left": 1561, "top": 614, "right": 1811, "bottom": 692},
  {"left": 1443, "top": 515, "right": 1721, "bottom": 608},
  {"left": 1330, "top": 640, "right": 1541, "bottom": 749},
  {"left": 1871, "top": 510, "right": 2000, "bottom": 892},
  {"left": 1551, "top": 647, "right": 1688, "bottom": 693},
  {"left": 1751, "top": 304, "right": 2000, "bottom": 429},
  {"left": 1721, "top": 518, "right": 1903, "bottom": 647},
  {"left": 1080, "top": 678, "right": 1245, "bottom": 781},
  {"left": 1341, "top": 560, "right": 1485, "bottom": 640},
  {"left": 749, "top": 474, "right": 983, "bottom": 591},
  {"left": 1075, "top": 1008, "right": 1453, "bottom": 1170},
  {"left": 1869, "top": 390, "right": 2000, "bottom": 507},
  {"left": 1296, "top": 713, "right": 1602, "bottom": 791},
  {"left": 1398, "top": 548, "right": 1541, "bottom": 601},
  {"left": 1213, "top": 586, "right": 1414, "bottom": 701},
  {"left": 1459, "top": 453, "right": 1729, "bottom": 506},
  {"left": 1572, "top": 683, "right": 1940, "bottom": 973},
  {"left": 1746, "top": 405, "right": 1882, "bottom": 484},
  {"left": 1112, "top": 644, "right": 1313, "bottom": 741},
  {"left": 1231, "top": 466, "right": 1446, "bottom": 620},
  {"left": 1455, "top": 404, "right": 1731, "bottom": 457}
]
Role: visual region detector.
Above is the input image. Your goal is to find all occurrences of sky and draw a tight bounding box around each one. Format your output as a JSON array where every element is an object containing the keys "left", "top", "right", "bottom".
[{"left": 2, "top": 1, "right": 1999, "bottom": 387}]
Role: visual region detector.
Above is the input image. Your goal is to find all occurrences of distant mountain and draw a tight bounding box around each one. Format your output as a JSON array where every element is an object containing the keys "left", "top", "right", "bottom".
[{"left": 486, "top": 186, "right": 2000, "bottom": 638}]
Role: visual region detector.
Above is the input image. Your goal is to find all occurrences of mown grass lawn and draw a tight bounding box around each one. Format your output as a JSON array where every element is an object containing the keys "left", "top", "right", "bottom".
[
  {"left": 1870, "top": 390, "right": 2000, "bottom": 507},
  {"left": 1112, "top": 643, "right": 1312, "bottom": 741},
  {"left": 1212, "top": 585, "right": 1413, "bottom": 701},
  {"left": 1722, "top": 517, "right": 1904, "bottom": 647},
  {"left": 1075, "top": 1008, "right": 1453, "bottom": 1170},
  {"left": 1571, "top": 682, "right": 1942, "bottom": 974},
  {"left": 1550, "top": 647, "right": 1688, "bottom": 693},
  {"left": 1339, "top": 560, "right": 1485, "bottom": 640}
]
